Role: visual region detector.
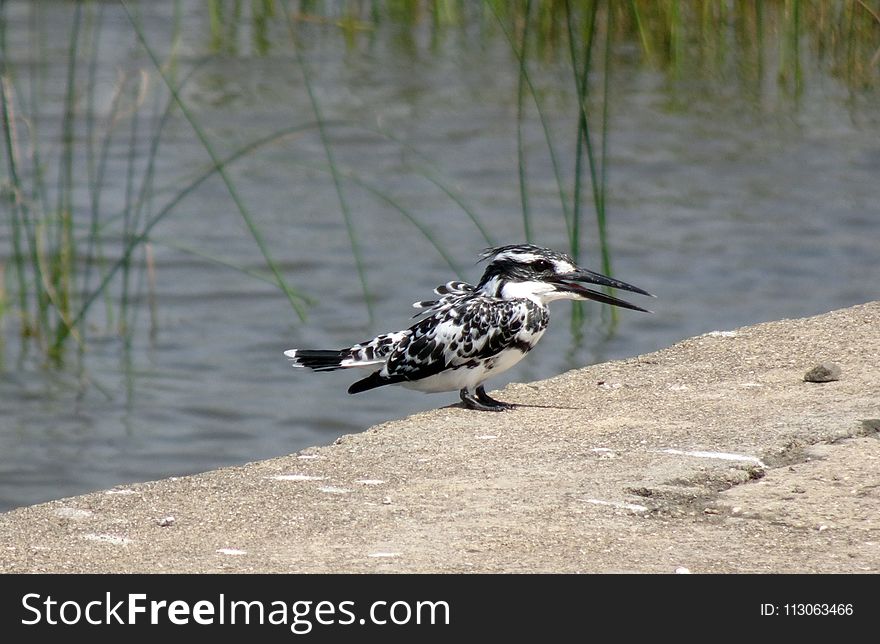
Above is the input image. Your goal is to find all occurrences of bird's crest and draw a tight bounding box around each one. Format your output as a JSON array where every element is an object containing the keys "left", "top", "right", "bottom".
[{"left": 478, "top": 244, "right": 546, "bottom": 264}]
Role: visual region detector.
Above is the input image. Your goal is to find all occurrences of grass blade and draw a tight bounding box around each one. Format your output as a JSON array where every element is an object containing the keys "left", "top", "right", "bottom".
[
  {"left": 282, "top": 1, "right": 374, "bottom": 321},
  {"left": 53, "top": 0, "right": 83, "bottom": 335},
  {"left": 359, "top": 123, "right": 495, "bottom": 246},
  {"left": 516, "top": 0, "right": 533, "bottom": 242},
  {"left": 0, "top": 76, "right": 31, "bottom": 332},
  {"left": 58, "top": 120, "right": 324, "bottom": 349},
  {"left": 486, "top": 0, "right": 574, "bottom": 243},
  {"left": 119, "top": 0, "right": 308, "bottom": 324},
  {"left": 565, "top": 0, "right": 599, "bottom": 263}
]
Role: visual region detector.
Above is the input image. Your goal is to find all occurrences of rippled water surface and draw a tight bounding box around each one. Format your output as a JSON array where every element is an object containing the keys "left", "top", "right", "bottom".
[{"left": 1, "top": 2, "right": 878, "bottom": 511}]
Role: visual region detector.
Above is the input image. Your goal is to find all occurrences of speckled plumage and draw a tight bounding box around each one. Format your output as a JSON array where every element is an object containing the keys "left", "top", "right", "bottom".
[{"left": 285, "top": 244, "right": 652, "bottom": 411}]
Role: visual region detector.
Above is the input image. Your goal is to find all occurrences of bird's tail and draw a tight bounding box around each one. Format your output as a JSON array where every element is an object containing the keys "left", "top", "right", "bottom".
[
  {"left": 284, "top": 332, "right": 402, "bottom": 372},
  {"left": 283, "top": 349, "right": 351, "bottom": 372}
]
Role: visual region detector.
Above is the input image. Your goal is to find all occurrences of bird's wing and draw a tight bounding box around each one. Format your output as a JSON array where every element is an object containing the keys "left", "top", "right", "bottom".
[
  {"left": 385, "top": 296, "right": 537, "bottom": 381},
  {"left": 411, "top": 281, "right": 476, "bottom": 318}
]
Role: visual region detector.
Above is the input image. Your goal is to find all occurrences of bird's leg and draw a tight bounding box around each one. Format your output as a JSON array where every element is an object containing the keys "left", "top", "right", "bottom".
[
  {"left": 460, "top": 388, "right": 506, "bottom": 412},
  {"left": 475, "top": 385, "right": 516, "bottom": 410},
  {"left": 459, "top": 386, "right": 515, "bottom": 411}
]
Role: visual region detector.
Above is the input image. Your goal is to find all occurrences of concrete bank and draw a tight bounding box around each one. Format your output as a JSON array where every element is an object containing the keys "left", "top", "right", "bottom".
[{"left": 1, "top": 302, "right": 878, "bottom": 573}]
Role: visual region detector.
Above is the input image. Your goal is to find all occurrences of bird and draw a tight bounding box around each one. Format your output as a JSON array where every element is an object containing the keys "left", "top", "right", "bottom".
[{"left": 284, "top": 244, "right": 653, "bottom": 411}]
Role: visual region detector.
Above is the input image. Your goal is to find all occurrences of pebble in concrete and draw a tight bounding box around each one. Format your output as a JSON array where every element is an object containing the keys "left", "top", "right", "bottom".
[{"left": 804, "top": 362, "right": 841, "bottom": 382}]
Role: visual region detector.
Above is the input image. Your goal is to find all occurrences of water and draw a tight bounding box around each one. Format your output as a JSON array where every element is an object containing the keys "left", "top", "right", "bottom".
[{"left": 1, "top": 2, "right": 878, "bottom": 512}]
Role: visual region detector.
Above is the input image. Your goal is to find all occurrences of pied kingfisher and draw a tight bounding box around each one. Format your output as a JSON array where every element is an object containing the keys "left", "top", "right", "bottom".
[{"left": 284, "top": 244, "right": 653, "bottom": 411}]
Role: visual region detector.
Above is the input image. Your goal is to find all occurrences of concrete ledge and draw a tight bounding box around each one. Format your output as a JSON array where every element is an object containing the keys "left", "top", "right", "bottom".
[{"left": 2, "top": 302, "right": 878, "bottom": 573}]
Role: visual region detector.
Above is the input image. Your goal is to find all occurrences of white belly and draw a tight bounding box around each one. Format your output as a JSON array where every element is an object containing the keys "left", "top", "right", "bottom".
[{"left": 401, "top": 345, "right": 532, "bottom": 393}]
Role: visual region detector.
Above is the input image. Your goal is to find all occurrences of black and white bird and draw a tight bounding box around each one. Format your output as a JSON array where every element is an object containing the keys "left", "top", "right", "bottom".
[{"left": 284, "top": 244, "right": 653, "bottom": 411}]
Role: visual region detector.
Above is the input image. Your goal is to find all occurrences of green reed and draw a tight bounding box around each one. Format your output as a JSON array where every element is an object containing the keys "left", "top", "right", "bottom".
[
  {"left": 281, "top": 0, "right": 375, "bottom": 321},
  {"left": 517, "top": 0, "right": 534, "bottom": 243},
  {"left": 488, "top": 0, "right": 576, "bottom": 251},
  {"left": 491, "top": 0, "right": 615, "bottom": 329}
]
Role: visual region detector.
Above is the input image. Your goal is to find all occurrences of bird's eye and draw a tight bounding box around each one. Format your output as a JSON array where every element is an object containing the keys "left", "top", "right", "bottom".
[{"left": 531, "top": 259, "right": 552, "bottom": 272}]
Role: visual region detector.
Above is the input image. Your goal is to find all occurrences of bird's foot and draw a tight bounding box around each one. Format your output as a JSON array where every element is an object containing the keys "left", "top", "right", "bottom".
[
  {"left": 476, "top": 384, "right": 517, "bottom": 410},
  {"left": 459, "top": 387, "right": 516, "bottom": 412}
]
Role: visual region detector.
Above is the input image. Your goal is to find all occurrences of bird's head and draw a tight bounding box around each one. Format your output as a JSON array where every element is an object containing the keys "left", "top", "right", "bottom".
[{"left": 476, "top": 244, "right": 653, "bottom": 312}]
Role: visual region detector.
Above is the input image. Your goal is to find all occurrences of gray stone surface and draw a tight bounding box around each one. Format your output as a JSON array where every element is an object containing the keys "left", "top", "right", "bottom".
[{"left": 1, "top": 302, "right": 878, "bottom": 573}]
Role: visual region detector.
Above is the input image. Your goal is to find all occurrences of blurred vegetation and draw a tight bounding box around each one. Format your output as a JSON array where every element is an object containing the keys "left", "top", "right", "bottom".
[
  {"left": 1, "top": 0, "right": 878, "bottom": 365},
  {"left": 205, "top": 1, "right": 880, "bottom": 90}
]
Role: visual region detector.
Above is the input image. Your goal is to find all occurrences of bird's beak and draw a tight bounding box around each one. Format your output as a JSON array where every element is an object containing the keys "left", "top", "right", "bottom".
[{"left": 551, "top": 268, "right": 654, "bottom": 313}]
